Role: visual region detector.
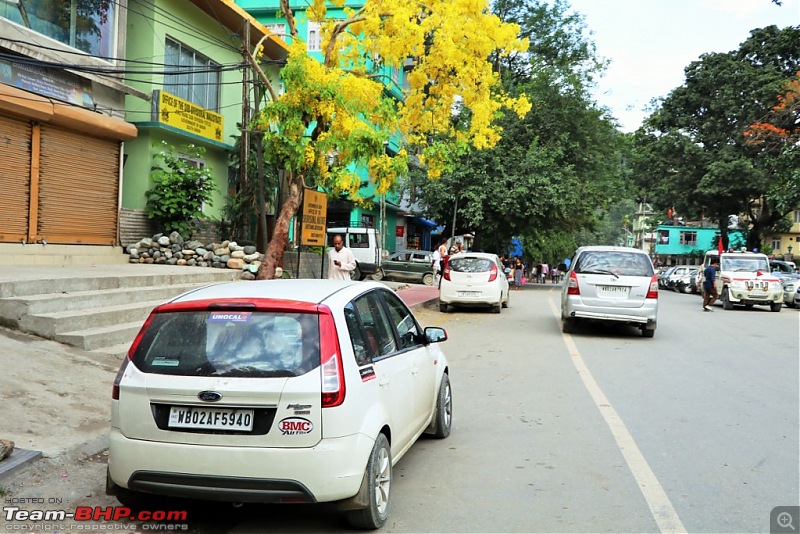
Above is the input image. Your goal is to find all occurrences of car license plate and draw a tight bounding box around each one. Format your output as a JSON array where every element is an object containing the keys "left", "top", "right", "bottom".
[
  {"left": 600, "top": 285, "right": 629, "bottom": 294},
  {"left": 168, "top": 407, "right": 254, "bottom": 431},
  {"left": 457, "top": 291, "right": 480, "bottom": 297}
]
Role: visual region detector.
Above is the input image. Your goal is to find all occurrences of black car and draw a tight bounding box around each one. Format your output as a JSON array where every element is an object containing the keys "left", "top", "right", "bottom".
[{"left": 372, "top": 250, "right": 436, "bottom": 285}]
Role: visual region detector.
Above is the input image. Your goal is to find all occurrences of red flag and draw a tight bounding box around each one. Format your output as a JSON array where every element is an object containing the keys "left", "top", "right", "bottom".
[{"left": 717, "top": 236, "right": 723, "bottom": 255}]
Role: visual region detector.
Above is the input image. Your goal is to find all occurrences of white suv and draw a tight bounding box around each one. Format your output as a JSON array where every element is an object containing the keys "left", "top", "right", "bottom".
[
  {"left": 107, "top": 280, "right": 451, "bottom": 529},
  {"left": 699, "top": 251, "right": 783, "bottom": 312}
]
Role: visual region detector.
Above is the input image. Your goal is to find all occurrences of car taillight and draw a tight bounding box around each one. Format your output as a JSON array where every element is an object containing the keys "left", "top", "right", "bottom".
[
  {"left": 112, "top": 310, "right": 157, "bottom": 399},
  {"left": 319, "top": 306, "right": 345, "bottom": 408},
  {"left": 488, "top": 264, "right": 498, "bottom": 282},
  {"left": 443, "top": 257, "right": 451, "bottom": 281},
  {"left": 567, "top": 271, "right": 580, "bottom": 295},
  {"left": 646, "top": 275, "right": 659, "bottom": 299},
  {"left": 112, "top": 357, "right": 130, "bottom": 400}
]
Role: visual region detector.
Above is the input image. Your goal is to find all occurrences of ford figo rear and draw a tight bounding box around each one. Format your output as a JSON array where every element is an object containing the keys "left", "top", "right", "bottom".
[
  {"left": 560, "top": 246, "right": 658, "bottom": 338},
  {"left": 107, "top": 280, "right": 451, "bottom": 529}
]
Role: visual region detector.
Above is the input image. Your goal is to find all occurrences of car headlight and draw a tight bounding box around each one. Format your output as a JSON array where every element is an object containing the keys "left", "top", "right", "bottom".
[
  {"left": 730, "top": 280, "right": 746, "bottom": 289},
  {"left": 769, "top": 281, "right": 781, "bottom": 290}
]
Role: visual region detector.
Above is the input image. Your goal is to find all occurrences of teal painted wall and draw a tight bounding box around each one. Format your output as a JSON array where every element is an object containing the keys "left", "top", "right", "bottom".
[{"left": 654, "top": 226, "right": 746, "bottom": 256}]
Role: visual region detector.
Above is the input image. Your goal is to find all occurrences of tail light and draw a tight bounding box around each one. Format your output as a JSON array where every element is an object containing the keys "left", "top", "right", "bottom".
[
  {"left": 488, "top": 263, "right": 498, "bottom": 282},
  {"left": 646, "top": 275, "right": 659, "bottom": 299},
  {"left": 443, "top": 257, "right": 451, "bottom": 281},
  {"left": 112, "top": 310, "right": 157, "bottom": 399},
  {"left": 567, "top": 271, "right": 580, "bottom": 295},
  {"left": 319, "top": 306, "right": 345, "bottom": 408}
]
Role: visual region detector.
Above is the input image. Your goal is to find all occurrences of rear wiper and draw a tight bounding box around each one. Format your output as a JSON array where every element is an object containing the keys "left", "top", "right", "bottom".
[{"left": 579, "top": 269, "right": 619, "bottom": 279}]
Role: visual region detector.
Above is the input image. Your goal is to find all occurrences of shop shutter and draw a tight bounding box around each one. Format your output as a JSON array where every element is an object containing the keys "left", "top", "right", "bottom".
[
  {"left": 0, "top": 115, "right": 31, "bottom": 242},
  {"left": 38, "top": 126, "right": 120, "bottom": 245}
]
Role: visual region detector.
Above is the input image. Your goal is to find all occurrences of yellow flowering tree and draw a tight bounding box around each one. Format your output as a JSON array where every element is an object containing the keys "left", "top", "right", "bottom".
[{"left": 252, "top": 0, "right": 531, "bottom": 279}]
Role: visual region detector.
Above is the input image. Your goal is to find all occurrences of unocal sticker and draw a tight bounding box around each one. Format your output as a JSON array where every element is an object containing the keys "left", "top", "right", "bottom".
[
  {"left": 209, "top": 312, "right": 252, "bottom": 323},
  {"left": 279, "top": 417, "right": 313, "bottom": 435}
]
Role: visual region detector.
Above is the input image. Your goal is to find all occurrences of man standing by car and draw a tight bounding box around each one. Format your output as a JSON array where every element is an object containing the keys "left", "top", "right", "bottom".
[
  {"left": 327, "top": 234, "right": 357, "bottom": 280},
  {"left": 702, "top": 258, "right": 719, "bottom": 311}
]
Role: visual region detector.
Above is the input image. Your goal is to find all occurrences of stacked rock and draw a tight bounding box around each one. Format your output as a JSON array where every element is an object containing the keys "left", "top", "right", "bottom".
[{"left": 126, "top": 231, "right": 263, "bottom": 278}]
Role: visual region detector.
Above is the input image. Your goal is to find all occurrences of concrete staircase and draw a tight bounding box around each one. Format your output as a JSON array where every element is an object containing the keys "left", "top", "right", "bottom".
[{"left": 0, "top": 267, "right": 243, "bottom": 357}]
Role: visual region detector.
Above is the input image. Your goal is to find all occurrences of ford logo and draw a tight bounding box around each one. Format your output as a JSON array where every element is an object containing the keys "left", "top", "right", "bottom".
[{"left": 198, "top": 391, "right": 222, "bottom": 402}]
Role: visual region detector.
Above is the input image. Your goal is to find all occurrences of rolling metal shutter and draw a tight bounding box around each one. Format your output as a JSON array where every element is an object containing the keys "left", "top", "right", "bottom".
[
  {"left": 0, "top": 115, "right": 31, "bottom": 242},
  {"left": 38, "top": 125, "right": 120, "bottom": 245}
]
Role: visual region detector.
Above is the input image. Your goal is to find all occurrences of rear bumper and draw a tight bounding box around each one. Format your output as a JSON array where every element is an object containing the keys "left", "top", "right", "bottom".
[
  {"left": 107, "top": 428, "right": 374, "bottom": 503},
  {"left": 565, "top": 300, "right": 657, "bottom": 326}
]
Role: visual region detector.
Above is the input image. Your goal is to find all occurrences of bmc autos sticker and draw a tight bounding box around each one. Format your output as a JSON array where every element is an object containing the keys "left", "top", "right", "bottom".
[
  {"left": 360, "top": 366, "right": 376, "bottom": 382},
  {"left": 278, "top": 417, "right": 313, "bottom": 435},
  {"left": 208, "top": 311, "right": 252, "bottom": 323}
]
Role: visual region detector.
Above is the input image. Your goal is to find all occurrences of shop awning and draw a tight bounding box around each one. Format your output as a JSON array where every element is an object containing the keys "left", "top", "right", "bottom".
[{"left": 412, "top": 217, "right": 438, "bottom": 228}]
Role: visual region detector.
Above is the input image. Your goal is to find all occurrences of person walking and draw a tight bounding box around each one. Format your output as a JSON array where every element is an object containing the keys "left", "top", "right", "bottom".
[
  {"left": 432, "top": 242, "right": 443, "bottom": 286},
  {"left": 513, "top": 257, "right": 524, "bottom": 289},
  {"left": 702, "top": 258, "right": 719, "bottom": 311},
  {"left": 436, "top": 239, "right": 448, "bottom": 288},
  {"left": 327, "top": 234, "right": 357, "bottom": 280}
]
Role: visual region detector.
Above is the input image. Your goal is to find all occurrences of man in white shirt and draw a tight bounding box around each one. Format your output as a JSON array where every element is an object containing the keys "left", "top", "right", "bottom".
[
  {"left": 431, "top": 246, "right": 442, "bottom": 285},
  {"left": 327, "top": 234, "right": 357, "bottom": 280}
]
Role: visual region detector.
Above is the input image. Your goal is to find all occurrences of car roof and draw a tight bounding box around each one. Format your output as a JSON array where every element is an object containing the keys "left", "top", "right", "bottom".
[
  {"left": 575, "top": 245, "right": 649, "bottom": 254},
  {"left": 450, "top": 252, "right": 498, "bottom": 259},
  {"left": 167, "top": 279, "right": 383, "bottom": 306}
]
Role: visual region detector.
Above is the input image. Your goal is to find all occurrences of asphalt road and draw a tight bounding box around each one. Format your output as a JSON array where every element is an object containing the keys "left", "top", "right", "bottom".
[{"left": 214, "top": 286, "right": 798, "bottom": 533}]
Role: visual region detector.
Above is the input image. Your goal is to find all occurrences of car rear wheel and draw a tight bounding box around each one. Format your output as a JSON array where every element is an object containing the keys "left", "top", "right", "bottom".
[
  {"left": 501, "top": 292, "right": 509, "bottom": 308},
  {"left": 562, "top": 317, "right": 576, "bottom": 334},
  {"left": 350, "top": 266, "right": 362, "bottom": 281},
  {"left": 641, "top": 327, "right": 655, "bottom": 338},
  {"left": 371, "top": 270, "right": 384, "bottom": 281},
  {"left": 346, "top": 434, "right": 392, "bottom": 530},
  {"left": 430, "top": 374, "right": 452, "bottom": 439},
  {"left": 422, "top": 273, "right": 434, "bottom": 286},
  {"left": 722, "top": 288, "right": 734, "bottom": 310}
]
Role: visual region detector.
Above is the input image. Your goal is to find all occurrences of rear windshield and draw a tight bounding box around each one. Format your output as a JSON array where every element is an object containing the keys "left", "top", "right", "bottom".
[
  {"left": 131, "top": 311, "right": 320, "bottom": 377},
  {"left": 449, "top": 257, "right": 494, "bottom": 272},
  {"left": 574, "top": 251, "right": 654, "bottom": 277}
]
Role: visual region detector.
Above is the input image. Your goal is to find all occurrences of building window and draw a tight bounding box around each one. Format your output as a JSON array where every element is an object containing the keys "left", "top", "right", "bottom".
[
  {"left": 361, "top": 214, "right": 375, "bottom": 227},
  {"left": 164, "top": 38, "right": 221, "bottom": 111},
  {"left": 772, "top": 236, "right": 781, "bottom": 251},
  {"left": 307, "top": 22, "right": 320, "bottom": 52},
  {"left": 658, "top": 230, "right": 669, "bottom": 245},
  {"left": 0, "top": 0, "right": 115, "bottom": 56},
  {"left": 794, "top": 210, "right": 800, "bottom": 224},
  {"left": 679, "top": 231, "right": 697, "bottom": 246},
  {"left": 265, "top": 23, "right": 287, "bottom": 42}
]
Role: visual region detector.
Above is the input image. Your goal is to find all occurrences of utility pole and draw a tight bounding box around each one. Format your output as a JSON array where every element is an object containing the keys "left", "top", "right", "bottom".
[{"left": 240, "top": 24, "right": 250, "bottom": 227}]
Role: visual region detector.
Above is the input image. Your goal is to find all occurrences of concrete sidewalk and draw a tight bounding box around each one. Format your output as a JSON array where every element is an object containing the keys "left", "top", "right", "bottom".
[{"left": 0, "top": 272, "right": 439, "bottom": 481}]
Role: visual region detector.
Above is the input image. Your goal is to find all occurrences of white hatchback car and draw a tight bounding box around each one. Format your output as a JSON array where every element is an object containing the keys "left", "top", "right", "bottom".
[
  {"left": 439, "top": 252, "right": 510, "bottom": 313},
  {"left": 560, "top": 246, "right": 659, "bottom": 337},
  {"left": 107, "top": 280, "right": 451, "bottom": 529}
]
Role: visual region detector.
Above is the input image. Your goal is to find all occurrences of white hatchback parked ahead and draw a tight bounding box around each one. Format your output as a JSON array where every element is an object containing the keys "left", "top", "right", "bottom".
[
  {"left": 107, "top": 280, "right": 451, "bottom": 529},
  {"left": 439, "top": 252, "right": 510, "bottom": 313}
]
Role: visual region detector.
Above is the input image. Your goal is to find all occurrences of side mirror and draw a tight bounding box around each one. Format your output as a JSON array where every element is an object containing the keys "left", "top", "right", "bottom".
[{"left": 424, "top": 327, "right": 448, "bottom": 343}]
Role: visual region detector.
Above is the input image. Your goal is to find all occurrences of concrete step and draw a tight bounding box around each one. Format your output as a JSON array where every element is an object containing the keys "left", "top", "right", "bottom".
[
  {"left": 19, "top": 298, "right": 168, "bottom": 339},
  {"left": 1, "top": 282, "right": 219, "bottom": 316},
  {"left": 89, "top": 342, "right": 133, "bottom": 360},
  {"left": 0, "top": 270, "right": 240, "bottom": 298},
  {"left": 55, "top": 321, "right": 148, "bottom": 352}
]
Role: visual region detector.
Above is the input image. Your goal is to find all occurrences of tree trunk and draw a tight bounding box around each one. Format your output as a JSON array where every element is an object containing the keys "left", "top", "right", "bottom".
[{"left": 256, "top": 170, "right": 304, "bottom": 280}]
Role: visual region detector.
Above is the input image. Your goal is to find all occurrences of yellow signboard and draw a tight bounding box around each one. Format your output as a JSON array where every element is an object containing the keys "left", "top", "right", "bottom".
[
  {"left": 301, "top": 189, "right": 328, "bottom": 246},
  {"left": 156, "top": 90, "right": 224, "bottom": 142}
]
